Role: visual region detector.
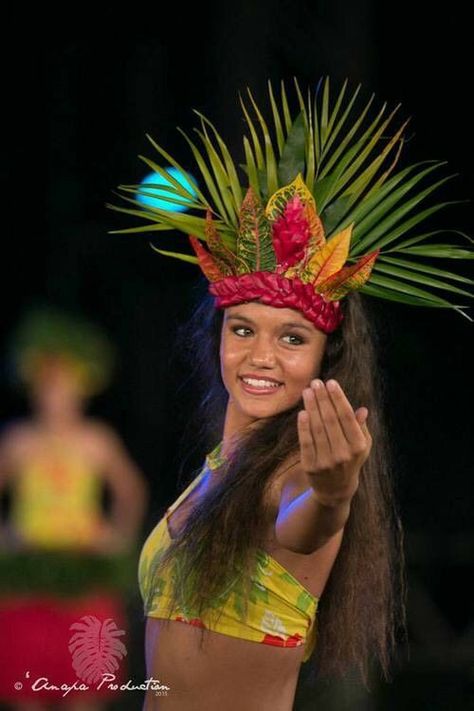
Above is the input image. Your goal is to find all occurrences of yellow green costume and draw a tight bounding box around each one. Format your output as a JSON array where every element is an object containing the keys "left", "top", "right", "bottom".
[{"left": 139, "top": 441, "right": 319, "bottom": 662}]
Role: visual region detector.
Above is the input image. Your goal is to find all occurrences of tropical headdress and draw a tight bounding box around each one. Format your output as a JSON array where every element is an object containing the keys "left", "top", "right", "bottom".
[
  {"left": 106, "top": 77, "right": 473, "bottom": 333},
  {"left": 8, "top": 306, "right": 116, "bottom": 397}
]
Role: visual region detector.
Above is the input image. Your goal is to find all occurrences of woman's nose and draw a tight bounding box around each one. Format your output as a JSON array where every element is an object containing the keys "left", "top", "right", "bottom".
[{"left": 249, "top": 336, "right": 276, "bottom": 367}]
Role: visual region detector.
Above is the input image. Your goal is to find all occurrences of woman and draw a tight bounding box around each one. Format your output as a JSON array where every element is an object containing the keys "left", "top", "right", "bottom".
[
  {"left": 0, "top": 306, "right": 148, "bottom": 710},
  {"left": 109, "top": 78, "right": 473, "bottom": 709}
]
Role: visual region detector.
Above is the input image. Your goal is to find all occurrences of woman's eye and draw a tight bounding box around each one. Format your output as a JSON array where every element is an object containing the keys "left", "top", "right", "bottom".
[
  {"left": 284, "top": 334, "right": 304, "bottom": 345},
  {"left": 231, "top": 327, "right": 304, "bottom": 345}
]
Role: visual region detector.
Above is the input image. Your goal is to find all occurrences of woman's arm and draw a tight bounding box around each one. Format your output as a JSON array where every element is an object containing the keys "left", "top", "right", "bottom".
[
  {"left": 276, "top": 378, "right": 372, "bottom": 555},
  {"left": 89, "top": 422, "right": 149, "bottom": 551},
  {"left": 276, "top": 468, "right": 351, "bottom": 554},
  {"left": 0, "top": 423, "right": 28, "bottom": 549}
]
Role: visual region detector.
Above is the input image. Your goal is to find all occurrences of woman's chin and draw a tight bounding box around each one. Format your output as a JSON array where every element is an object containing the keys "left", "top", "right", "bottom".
[{"left": 238, "top": 399, "right": 291, "bottom": 420}]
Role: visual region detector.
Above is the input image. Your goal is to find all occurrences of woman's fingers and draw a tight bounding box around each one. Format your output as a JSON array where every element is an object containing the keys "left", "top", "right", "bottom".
[
  {"left": 309, "top": 379, "right": 348, "bottom": 457},
  {"left": 300, "top": 379, "right": 370, "bottom": 470},
  {"left": 323, "top": 380, "right": 368, "bottom": 452},
  {"left": 297, "top": 408, "right": 318, "bottom": 473},
  {"left": 302, "top": 385, "right": 331, "bottom": 464}
]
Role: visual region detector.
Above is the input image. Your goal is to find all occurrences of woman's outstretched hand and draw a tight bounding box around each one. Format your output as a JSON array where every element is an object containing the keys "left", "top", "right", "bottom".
[{"left": 297, "top": 378, "right": 372, "bottom": 508}]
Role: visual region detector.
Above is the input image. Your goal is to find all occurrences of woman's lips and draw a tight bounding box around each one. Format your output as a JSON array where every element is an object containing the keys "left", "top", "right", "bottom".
[{"left": 238, "top": 377, "right": 284, "bottom": 395}]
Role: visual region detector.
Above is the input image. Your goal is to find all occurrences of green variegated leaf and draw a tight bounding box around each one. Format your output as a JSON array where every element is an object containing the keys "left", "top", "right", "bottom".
[
  {"left": 237, "top": 189, "right": 275, "bottom": 273},
  {"left": 205, "top": 211, "right": 241, "bottom": 274}
]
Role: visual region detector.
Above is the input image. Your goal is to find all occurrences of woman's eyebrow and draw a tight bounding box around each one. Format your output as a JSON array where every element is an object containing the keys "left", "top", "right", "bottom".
[{"left": 226, "top": 314, "right": 313, "bottom": 334}]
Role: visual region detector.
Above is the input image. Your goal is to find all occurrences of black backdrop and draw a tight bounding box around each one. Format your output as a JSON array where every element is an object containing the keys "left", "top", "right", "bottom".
[{"left": 1, "top": 2, "right": 473, "bottom": 708}]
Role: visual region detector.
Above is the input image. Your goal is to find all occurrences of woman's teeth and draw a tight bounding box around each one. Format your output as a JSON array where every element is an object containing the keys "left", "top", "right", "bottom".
[{"left": 241, "top": 377, "right": 281, "bottom": 388}]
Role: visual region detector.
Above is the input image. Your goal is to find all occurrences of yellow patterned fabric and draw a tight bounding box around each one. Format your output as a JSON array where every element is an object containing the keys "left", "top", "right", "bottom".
[
  {"left": 138, "top": 442, "right": 320, "bottom": 663},
  {"left": 10, "top": 444, "right": 103, "bottom": 550}
]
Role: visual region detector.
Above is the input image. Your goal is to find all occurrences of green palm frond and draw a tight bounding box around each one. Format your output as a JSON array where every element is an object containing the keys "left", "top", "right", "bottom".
[{"left": 107, "top": 76, "right": 473, "bottom": 319}]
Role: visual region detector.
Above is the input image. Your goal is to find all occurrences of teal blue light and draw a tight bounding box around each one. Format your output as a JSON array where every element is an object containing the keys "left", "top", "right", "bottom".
[{"left": 137, "top": 167, "right": 197, "bottom": 213}]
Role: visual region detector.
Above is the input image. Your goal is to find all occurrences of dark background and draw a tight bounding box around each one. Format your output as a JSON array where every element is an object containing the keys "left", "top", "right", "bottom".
[{"left": 1, "top": 1, "right": 473, "bottom": 708}]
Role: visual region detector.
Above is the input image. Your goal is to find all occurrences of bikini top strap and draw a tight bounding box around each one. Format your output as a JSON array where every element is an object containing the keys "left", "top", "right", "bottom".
[
  {"left": 166, "top": 440, "right": 224, "bottom": 517},
  {"left": 166, "top": 461, "right": 208, "bottom": 516}
]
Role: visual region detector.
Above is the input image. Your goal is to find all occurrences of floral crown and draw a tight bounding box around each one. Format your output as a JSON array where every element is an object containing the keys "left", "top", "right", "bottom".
[
  {"left": 107, "top": 77, "right": 473, "bottom": 333},
  {"left": 8, "top": 306, "right": 116, "bottom": 397}
]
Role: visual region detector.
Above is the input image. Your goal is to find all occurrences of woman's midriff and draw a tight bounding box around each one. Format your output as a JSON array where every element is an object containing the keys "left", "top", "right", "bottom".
[{"left": 144, "top": 615, "right": 304, "bottom": 711}]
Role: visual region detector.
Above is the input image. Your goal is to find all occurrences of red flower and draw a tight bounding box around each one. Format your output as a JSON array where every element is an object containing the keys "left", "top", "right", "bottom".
[{"left": 272, "top": 195, "right": 311, "bottom": 271}]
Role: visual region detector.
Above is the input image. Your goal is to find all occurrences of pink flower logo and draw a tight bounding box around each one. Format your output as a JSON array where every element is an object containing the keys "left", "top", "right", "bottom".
[{"left": 68, "top": 615, "right": 127, "bottom": 684}]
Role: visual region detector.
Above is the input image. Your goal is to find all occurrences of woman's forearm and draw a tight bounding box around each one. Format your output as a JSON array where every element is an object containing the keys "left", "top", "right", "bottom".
[{"left": 275, "top": 488, "right": 351, "bottom": 555}]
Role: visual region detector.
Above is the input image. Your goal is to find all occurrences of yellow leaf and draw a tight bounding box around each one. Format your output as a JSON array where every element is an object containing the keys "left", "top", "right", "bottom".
[
  {"left": 265, "top": 173, "right": 316, "bottom": 223},
  {"left": 306, "top": 224, "right": 353, "bottom": 285},
  {"left": 317, "top": 249, "right": 380, "bottom": 300}
]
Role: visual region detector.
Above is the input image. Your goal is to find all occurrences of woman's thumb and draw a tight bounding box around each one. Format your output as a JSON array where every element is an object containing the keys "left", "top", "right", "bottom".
[{"left": 356, "top": 407, "right": 369, "bottom": 426}]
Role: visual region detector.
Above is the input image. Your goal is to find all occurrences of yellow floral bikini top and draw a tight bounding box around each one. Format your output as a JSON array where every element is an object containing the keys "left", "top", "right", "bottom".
[
  {"left": 138, "top": 441, "right": 320, "bottom": 663},
  {"left": 9, "top": 441, "right": 103, "bottom": 550}
]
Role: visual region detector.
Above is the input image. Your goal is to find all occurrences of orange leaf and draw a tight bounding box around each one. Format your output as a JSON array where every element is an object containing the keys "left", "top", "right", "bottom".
[
  {"left": 303, "top": 201, "right": 325, "bottom": 249},
  {"left": 316, "top": 248, "right": 380, "bottom": 300},
  {"left": 205, "top": 210, "right": 237, "bottom": 275},
  {"left": 188, "top": 235, "right": 225, "bottom": 282},
  {"left": 305, "top": 224, "right": 353, "bottom": 285}
]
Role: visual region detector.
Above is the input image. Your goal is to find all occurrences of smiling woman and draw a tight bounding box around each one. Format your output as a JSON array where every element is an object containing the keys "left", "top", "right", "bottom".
[
  {"left": 108, "top": 78, "right": 473, "bottom": 710},
  {"left": 220, "top": 303, "right": 328, "bottom": 439},
  {"left": 138, "top": 287, "right": 401, "bottom": 710}
]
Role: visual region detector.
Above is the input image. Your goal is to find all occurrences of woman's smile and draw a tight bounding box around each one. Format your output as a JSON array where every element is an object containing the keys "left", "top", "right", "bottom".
[{"left": 239, "top": 375, "right": 285, "bottom": 395}]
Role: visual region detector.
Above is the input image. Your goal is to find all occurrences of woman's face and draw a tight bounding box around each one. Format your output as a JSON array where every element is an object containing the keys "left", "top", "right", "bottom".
[
  {"left": 30, "top": 360, "right": 85, "bottom": 421},
  {"left": 220, "top": 301, "right": 327, "bottom": 433}
]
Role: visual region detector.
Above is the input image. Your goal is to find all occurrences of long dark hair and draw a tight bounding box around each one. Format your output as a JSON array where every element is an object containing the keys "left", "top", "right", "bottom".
[{"left": 154, "top": 275, "right": 408, "bottom": 690}]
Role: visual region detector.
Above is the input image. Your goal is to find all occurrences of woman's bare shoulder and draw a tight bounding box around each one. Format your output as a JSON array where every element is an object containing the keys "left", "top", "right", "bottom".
[
  {"left": 0, "top": 420, "right": 36, "bottom": 471},
  {"left": 266, "top": 451, "right": 302, "bottom": 510}
]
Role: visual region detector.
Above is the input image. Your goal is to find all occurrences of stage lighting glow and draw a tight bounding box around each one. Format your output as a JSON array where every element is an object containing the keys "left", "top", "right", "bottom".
[{"left": 137, "top": 167, "right": 197, "bottom": 212}]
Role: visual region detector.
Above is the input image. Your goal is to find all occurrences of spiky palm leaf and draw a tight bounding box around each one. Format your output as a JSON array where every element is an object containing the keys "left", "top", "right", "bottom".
[{"left": 106, "top": 76, "right": 473, "bottom": 321}]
